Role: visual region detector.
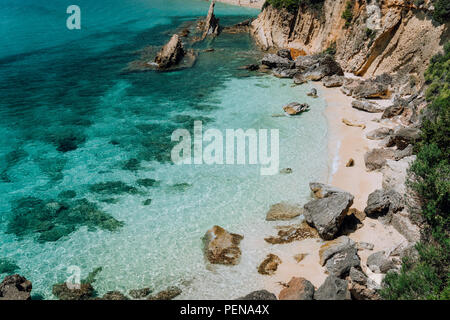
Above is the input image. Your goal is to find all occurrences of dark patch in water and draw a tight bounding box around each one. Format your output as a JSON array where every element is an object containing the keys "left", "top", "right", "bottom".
[
  {"left": 58, "top": 190, "right": 77, "bottom": 199},
  {"left": 122, "top": 158, "right": 141, "bottom": 171},
  {"left": 7, "top": 197, "right": 123, "bottom": 243},
  {"left": 89, "top": 181, "right": 138, "bottom": 195},
  {"left": 136, "top": 178, "right": 160, "bottom": 188},
  {"left": 142, "top": 199, "right": 152, "bottom": 206},
  {"left": 170, "top": 183, "right": 192, "bottom": 192},
  {"left": 100, "top": 198, "right": 120, "bottom": 204},
  {"left": 0, "top": 258, "right": 19, "bottom": 275}
]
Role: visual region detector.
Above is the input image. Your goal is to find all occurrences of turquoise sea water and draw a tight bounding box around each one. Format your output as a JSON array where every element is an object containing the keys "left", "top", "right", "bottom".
[{"left": 0, "top": 0, "right": 329, "bottom": 299}]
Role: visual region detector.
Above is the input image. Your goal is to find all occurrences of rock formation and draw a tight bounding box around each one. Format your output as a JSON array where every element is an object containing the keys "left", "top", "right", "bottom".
[
  {"left": 257, "top": 254, "right": 282, "bottom": 275},
  {"left": 155, "top": 34, "right": 186, "bottom": 69},
  {"left": 0, "top": 274, "right": 32, "bottom": 300},
  {"left": 265, "top": 202, "right": 303, "bottom": 221},
  {"left": 202, "top": 0, "right": 220, "bottom": 39},
  {"left": 278, "top": 277, "right": 315, "bottom": 300},
  {"left": 203, "top": 225, "right": 243, "bottom": 265}
]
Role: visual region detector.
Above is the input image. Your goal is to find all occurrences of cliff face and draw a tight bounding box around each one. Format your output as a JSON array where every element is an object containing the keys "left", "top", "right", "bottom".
[{"left": 251, "top": 0, "right": 449, "bottom": 85}]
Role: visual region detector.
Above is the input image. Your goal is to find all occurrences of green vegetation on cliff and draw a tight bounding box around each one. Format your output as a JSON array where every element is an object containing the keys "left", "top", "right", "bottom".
[
  {"left": 263, "top": 0, "right": 325, "bottom": 12},
  {"left": 381, "top": 42, "right": 450, "bottom": 300},
  {"left": 433, "top": 0, "right": 450, "bottom": 24}
]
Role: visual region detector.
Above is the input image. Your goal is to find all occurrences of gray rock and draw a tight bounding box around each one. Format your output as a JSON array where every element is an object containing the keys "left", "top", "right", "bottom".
[
  {"left": 381, "top": 156, "right": 416, "bottom": 193},
  {"left": 364, "top": 148, "right": 395, "bottom": 171},
  {"left": 283, "top": 102, "right": 310, "bottom": 116},
  {"left": 272, "top": 68, "right": 298, "bottom": 78},
  {"left": 261, "top": 54, "right": 294, "bottom": 69},
  {"left": 382, "top": 98, "right": 407, "bottom": 119},
  {"left": 277, "top": 49, "right": 292, "bottom": 60},
  {"left": 352, "top": 75, "right": 391, "bottom": 99},
  {"left": 314, "top": 275, "right": 351, "bottom": 300},
  {"left": 302, "top": 55, "right": 344, "bottom": 81},
  {"left": 307, "top": 88, "right": 318, "bottom": 97},
  {"left": 366, "top": 127, "right": 393, "bottom": 140},
  {"left": 237, "top": 290, "right": 277, "bottom": 300},
  {"left": 352, "top": 100, "right": 386, "bottom": 113},
  {"left": 391, "top": 127, "right": 421, "bottom": 150},
  {"left": 394, "top": 144, "right": 414, "bottom": 160},
  {"left": 148, "top": 286, "right": 182, "bottom": 300},
  {"left": 341, "top": 78, "right": 362, "bottom": 96},
  {"left": 356, "top": 242, "right": 374, "bottom": 251},
  {"left": 278, "top": 277, "right": 315, "bottom": 300},
  {"left": 364, "top": 189, "right": 403, "bottom": 221},
  {"left": 293, "top": 73, "right": 307, "bottom": 84},
  {"left": 391, "top": 213, "right": 421, "bottom": 243},
  {"left": 322, "top": 75, "right": 344, "bottom": 87},
  {"left": 102, "top": 291, "right": 129, "bottom": 300},
  {"left": 318, "top": 235, "right": 356, "bottom": 266},
  {"left": 202, "top": 0, "right": 220, "bottom": 39},
  {"left": 349, "top": 267, "right": 368, "bottom": 285},
  {"left": 0, "top": 274, "right": 32, "bottom": 300},
  {"left": 309, "top": 182, "right": 348, "bottom": 199},
  {"left": 367, "top": 251, "right": 395, "bottom": 273},
  {"left": 304, "top": 192, "right": 354, "bottom": 240},
  {"left": 325, "top": 246, "right": 361, "bottom": 278},
  {"left": 129, "top": 287, "right": 152, "bottom": 299}
]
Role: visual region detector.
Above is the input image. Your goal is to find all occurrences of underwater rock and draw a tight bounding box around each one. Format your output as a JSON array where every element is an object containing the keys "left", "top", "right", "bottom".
[
  {"left": 264, "top": 222, "right": 318, "bottom": 244},
  {"left": 58, "top": 190, "right": 77, "bottom": 199},
  {"left": 129, "top": 287, "right": 152, "bottom": 299},
  {"left": 52, "top": 282, "right": 94, "bottom": 300},
  {"left": 0, "top": 259, "right": 19, "bottom": 275},
  {"left": 137, "top": 178, "right": 159, "bottom": 188},
  {"left": 148, "top": 286, "right": 182, "bottom": 300},
  {"left": 101, "top": 291, "right": 129, "bottom": 300},
  {"left": 142, "top": 199, "right": 153, "bottom": 206},
  {"left": 122, "top": 158, "right": 141, "bottom": 171},
  {"left": 203, "top": 225, "right": 243, "bottom": 265},
  {"left": 257, "top": 254, "right": 282, "bottom": 275},
  {"left": 265, "top": 202, "right": 303, "bottom": 221},
  {"left": 170, "top": 182, "right": 192, "bottom": 192},
  {"left": 89, "top": 181, "right": 139, "bottom": 195},
  {"left": 283, "top": 102, "right": 310, "bottom": 116}
]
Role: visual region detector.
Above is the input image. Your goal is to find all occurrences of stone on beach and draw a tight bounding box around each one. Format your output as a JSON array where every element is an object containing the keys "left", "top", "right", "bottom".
[
  {"left": 278, "top": 277, "right": 315, "bottom": 300},
  {"left": 314, "top": 275, "right": 351, "bottom": 300},
  {"left": 203, "top": 225, "right": 243, "bottom": 265},
  {"left": 325, "top": 246, "right": 360, "bottom": 277},
  {"left": 318, "top": 235, "right": 356, "bottom": 266},
  {"left": 265, "top": 202, "right": 303, "bottom": 221},
  {"left": 309, "top": 182, "right": 348, "bottom": 199},
  {"left": 257, "top": 254, "right": 282, "bottom": 275},
  {"left": 351, "top": 99, "right": 386, "bottom": 113},
  {"left": 366, "top": 127, "right": 393, "bottom": 140},
  {"left": 264, "top": 222, "right": 318, "bottom": 244},
  {"left": 322, "top": 75, "right": 344, "bottom": 87},
  {"left": 367, "top": 251, "right": 395, "bottom": 273},
  {"left": 364, "top": 189, "right": 403, "bottom": 221},
  {"left": 307, "top": 88, "right": 318, "bottom": 97},
  {"left": 303, "top": 185, "right": 354, "bottom": 240},
  {"left": 342, "top": 118, "right": 366, "bottom": 129},
  {"left": 364, "top": 148, "right": 395, "bottom": 171}
]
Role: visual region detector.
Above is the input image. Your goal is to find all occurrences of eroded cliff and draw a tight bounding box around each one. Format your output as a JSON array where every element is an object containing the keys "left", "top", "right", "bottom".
[{"left": 251, "top": 0, "right": 449, "bottom": 85}]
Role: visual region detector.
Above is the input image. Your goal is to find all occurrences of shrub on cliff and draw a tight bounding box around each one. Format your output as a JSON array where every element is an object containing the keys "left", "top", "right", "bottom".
[
  {"left": 433, "top": 0, "right": 450, "bottom": 24},
  {"left": 381, "top": 42, "right": 450, "bottom": 300},
  {"left": 263, "top": 0, "right": 325, "bottom": 13}
]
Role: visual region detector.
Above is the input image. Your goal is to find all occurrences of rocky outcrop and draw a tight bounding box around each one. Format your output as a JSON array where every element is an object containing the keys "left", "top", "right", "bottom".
[
  {"left": 237, "top": 290, "right": 277, "bottom": 300},
  {"left": 364, "top": 189, "right": 403, "bottom": 222},
  {"left": 366, "top": 127, "right": 393, "bottom": 140},
  {"left": 367, "top": 251, "right": 395, "bottom": 273},
  {"left": 352, "top": 99, "right": 386, "bottom": 113},
  {"left": 261, "top": 54, "right": 294, "bottom": 69},
  {"left": 364, "top": 148, "right": 395, "bottom": 171},
  {"left": 348, "top": 267, "right": 380, "bottom": 300},
  {"left": 309, "top": 182, "right": 348, "bottom": 199},
  {"left": 283, "top": 102, "right": 310, "bottom": 116},
  {"left": 257, "top": 254, "right": 282, "bottom": 275},
  {"left": 325, "top": 246, "right": 360, "bottom": 278},
  {"left": 322, "top": 75, "right": 344, "bottom": 87},
  {"left": 0, "top": 274, "right": 32, "bottom": 300},
  {"left": 296, "top": 54, "right": 344, "bottom": 81},
  {"left": 390, "top": 126, "right": 421, "bottom": 150},
  {"left": 52, "top": 282, "right": 94, "bottom": 300},
  {"left": 148, "top": 286, "right": 182, "bottom": 300},
  {"left": 278, "top": 277, "right": 315, "bottom": 300},
  {"left": 266, "top": 202, "right": 303, "bottom": 221},
  {"left": 154, "top": 35, "right": 186, "bottom": 69},
  {"left": 318, "top": 236, "right": 356, "bottom": 266},
  {"left": 250, "top": 1, "right": 447, "bottom": 88},
  {"left": 314, "top": 275, "right": 351, "bottom": 300},
  {"left": 304, "top": 184, "right": 354, "bottom": 240},
  {"left": 202, "top": 1, "right": 220, "bottom": 39},
  {"left": 203, "top": 225, "right": 243, "bottom": 265}
]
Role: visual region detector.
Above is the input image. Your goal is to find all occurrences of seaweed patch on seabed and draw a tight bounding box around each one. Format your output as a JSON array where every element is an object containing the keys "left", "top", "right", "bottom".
[
  {"left": 6, "top": 197, "right": 124, "bottom": 243},
  {"left": 0, "top": 258, "right": 19, "bottom": 275},
  {"left": 89, "top": 181, "right": 139, "bottom": 195}
]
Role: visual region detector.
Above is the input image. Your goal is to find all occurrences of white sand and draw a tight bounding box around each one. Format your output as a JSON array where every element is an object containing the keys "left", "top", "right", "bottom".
[{"left": 262, "top": 83, "right": 407, "bottom": 297}]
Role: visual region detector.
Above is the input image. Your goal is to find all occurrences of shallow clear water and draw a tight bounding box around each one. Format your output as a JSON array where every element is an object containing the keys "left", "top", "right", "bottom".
[{"left": 0, "top": 0, "right": 328, "bottom": 299}]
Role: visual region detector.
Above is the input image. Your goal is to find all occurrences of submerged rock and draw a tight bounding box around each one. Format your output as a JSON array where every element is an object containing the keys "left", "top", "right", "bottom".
[
  {"left": 278, "top": 277, "right": 315, "bottom": 300},
  {"left": 0, "top": 274, "right": 32, "bottom": 300},
  {"left": 314, "top": 275, "right": 350, "bottom": 300},
  {"left": 237, "top": 290, "right": 277, "bottom": 300},
  {"left": 129, "top": 287, "right": 152, "bottom": 299},
  {"left": 264, "top": 222, "right": 318, "bottom": 244},
  {"left": 265, "top": 202, "right": 303, "bottom": 221},
  {"left": 52, "top": 282, "right": 94, "bottom": 300},
  {"left": 89, "top": 181, "right": 139, "bottom": 195},
  {"left": 148, "top": 286, "right": 182, "bottom": 300},
  {"left": 101, "top": 291, "right": 129, "bottom": 300},
  {"left": 0, "top": 258, "right": 19, "bottom": 275},
  {"left": 203, "top": 225, "right": 243, "bottom": 265},
  {"left": 257, "top": 254, "right": 282, "bottom": 275}
]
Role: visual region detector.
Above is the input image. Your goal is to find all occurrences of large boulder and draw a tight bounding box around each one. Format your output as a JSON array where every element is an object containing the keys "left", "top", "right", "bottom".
[
  {"left": 325, "top": 246, "right": 361, "bottom": 278},
  {"left": 0, "top": 274, "right": 32, "bottom": 300},
  {"left": 266, "top": 202, "right": 303, "bottom": 221},
  {"left": 367, "top": 251, "right": 395, "bottom": 273},
  {"left": 237, "top": 290, "right": 277, "bottom": 300},
  {"left": 314, "top": 275, "right": 351, "bottom": 300},
  {"left": 278, "top": 277, "right": 315, "bottom": 300},
  {"left": 261, "top": 54, "right": 293, "bottom": 69},
  {"left": 351, "top": 100, "right": 386, "bottom": 113},
  {"left": 304, "top": 187, "right": 354, "bottom": 240},
  {"left": 364, "top": 148, "right": 395, "bottom": 171},
  {"left": 300, "top": 55, "right": 344, "bottom": 81},
  {"left": 391, "top": 127, "right": 421, "bottom": 150},
  {"left": 154, "top": 34, "right": 185, "bottom": 69},
  {"left": 318, "top": 236, "right": 356, "bottom": 266},
  {"left": 309, "top": 182, "right": 348, "bottom": 199},
  {"left": 364, "top": 189, "right": 403, "bottom": 222},
  {"left": 322, "top": 75, "right": 344, "bottom": 87},
  {"left": 382, "top": 98, "right": 407, "bottom": 119},
  {"left": 366, "top": 127, "right": 393, "bottom": 140},
  {"left": 257, "top": 254, "right": 282, "bottom": 275},
  {"left": 202, "top": 0, "right": 220, "bottom": 39},
  {"left": 382, "top": 156, "right": 416, "bottom": 193},
  {"left": 272, "top": 68, "right": 298, "bottom": 79},
  {"left": 341, "top": 78, "right": 362, "bottom": 96},
  {"left": 352, "top": 74, "right": 392, "bottom": 99},
  {"left": 203, "top": 225, "right": 243, "bottom": 265}
]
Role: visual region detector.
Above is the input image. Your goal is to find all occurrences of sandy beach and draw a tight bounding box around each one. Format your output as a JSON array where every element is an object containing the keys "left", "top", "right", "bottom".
[
  {"left": 262, "top": 81, "right": 407, "bottom": 296},
  {"left": 216, "top": 0, "right": 264, "bottom": 9}
]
